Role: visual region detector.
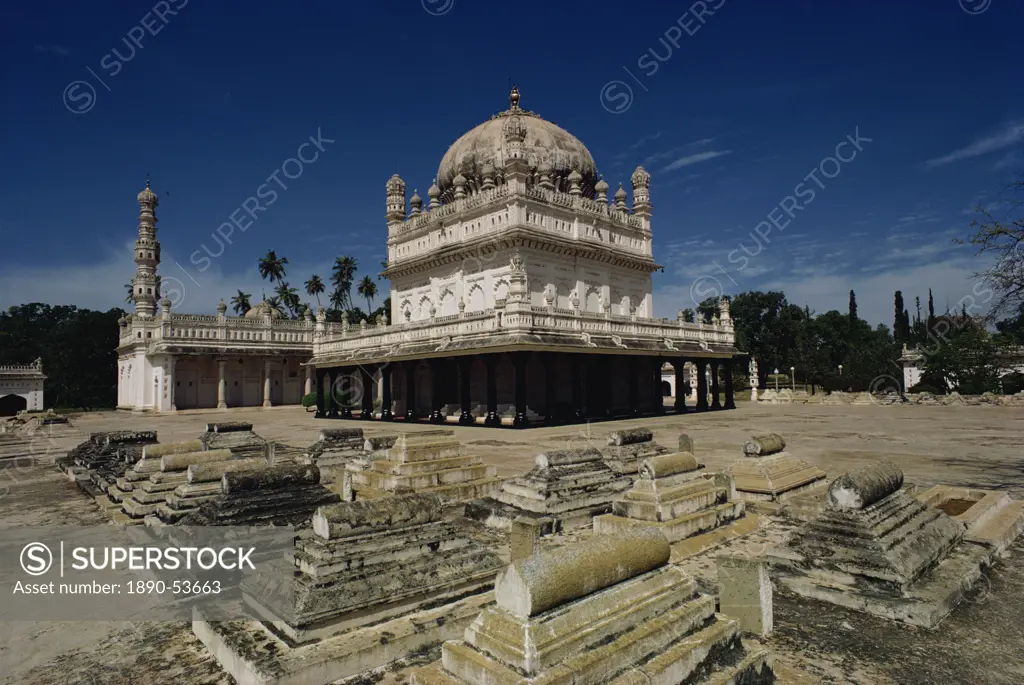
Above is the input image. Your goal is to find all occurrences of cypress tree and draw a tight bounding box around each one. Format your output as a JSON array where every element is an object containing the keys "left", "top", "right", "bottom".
[
  {"left": 894, "top": 291, "right": 905, "bottom": 343},
  {"left": 848, "top": 289, "right": 858, "bottom": 321}
]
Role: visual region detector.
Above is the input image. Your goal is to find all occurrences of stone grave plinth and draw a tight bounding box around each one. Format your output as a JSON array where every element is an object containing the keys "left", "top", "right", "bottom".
[
  {"left": 594, "top": 450, "right": 745, "bottom": 543},
  {"left": 179, "top": 464, "right": 340, "bottom": 527},
  {"left": 193, "top": 493, "right": 504, "bottom": 685},
  {"left": 915, "top": 485, "right": 1024, "bottom": 556},
  {"left": 410, "top": 528, "right": 775, "bottom": 685},
  {"left": 769, "top": 461, "right": 993, "bottom": 628},
  {"left": 107, "top": 440, "right": 204, "bottom": 504},
  {"left": 466, "top": 446, "right": 631, "bottom": 532},
  {"left": 303, "top": 427, "right": 367, "bottom": 486},
  {"left": 114, "top": 449, "right": 233, "bottom": 525},
  {"left": 345, "top": 430, "right": 500, "bottom": 503},
  {"left": 146, "top": 456, "right": 268, "bottom": 526},
  {"left": 727, "top": 433, "right": 827, "bottom": 504},
  {"left": 200, "top": 422, "right": 268, "bottom": 459},
  {"left": 57, "top": 431, "right": 159, "bottom": 502},
  {"left": 601, "top": 427, "right": 670, "bottom": 475}
]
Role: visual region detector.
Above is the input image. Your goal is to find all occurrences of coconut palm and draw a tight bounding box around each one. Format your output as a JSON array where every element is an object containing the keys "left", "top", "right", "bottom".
[
  {"left": 378, "top": 259, "right": 388, "bottom": 281},
  {"left": 124, "top": 282, "right": 135, "bottom": 304},
  {"left": 230, "top": 290, "right": 251, "bottom": 316},
  {"left": 330, "top": 255, "right": 358, "bottom": 310},
  {"left": 265, "top": 296, "right": 286, "bottom": 317},
  {"left": 328, "top": 287, "right": 345, "bottom": 313},
  {"left": 357, "top": 275, "right": 377, "bottom": 311},
  {"left": 275, "top": 281, "right": 301, "bottom": 319},
  {"left": 258, "top": 250, "right": 289, "bottom": 285},
  {"left": 304, "top": 274, "right": 325, "bottom": 307}
]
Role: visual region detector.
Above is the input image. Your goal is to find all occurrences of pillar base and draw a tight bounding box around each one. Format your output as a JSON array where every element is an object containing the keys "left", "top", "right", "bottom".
[
  {"left": 484, "top": 412, "right": 500, "bottom": 427},
  {"left": 405, "top": 411, "right": 417, "bottom": 422},
  {"left": 262, "top": 401, "right": 272, "bottom": 408},
  {"left": 217, "top": 402, "right": 227, "bottom": 410},
  {"left": 315, "top": 410, "right": 326, "bottom": 419},
  {"left": 381, "top": 410, "right": 393, "bottom": 422},
  {"left": 724, "top": 399, "right": 736, "bottom": 410},
  {"left": 458, "top": 411, "right": 474, "bottom": 425},
  {"left": 513, "top": 412, "right": 528, "bottom": 429},
  {"left": 341, "top": 408, "right": 353, "bottom": 419},
  {"left": 360, "top": 411, "right": 374, "bottom": 420},
  {"left": 327, "top": 409, "right": 339, "bottom": 419},
  {"left": 428, "top": 410, "right": 444, "bottom": 424}
]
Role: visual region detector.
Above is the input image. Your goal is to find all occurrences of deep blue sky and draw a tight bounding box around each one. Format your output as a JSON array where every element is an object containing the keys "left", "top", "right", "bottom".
[{"left": 1, "top": 0, "right": 1021, "bottom": 326}]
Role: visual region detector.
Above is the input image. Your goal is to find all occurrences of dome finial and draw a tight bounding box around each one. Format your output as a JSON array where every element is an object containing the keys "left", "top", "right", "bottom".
[{"left": 509, "top": 84, "right": 520, "bottom": 110}]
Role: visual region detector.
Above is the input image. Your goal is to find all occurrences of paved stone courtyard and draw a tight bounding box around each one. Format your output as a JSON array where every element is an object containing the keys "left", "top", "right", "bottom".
[{"left": 1, "top": 402, "right": 1022, "bottom": 684}]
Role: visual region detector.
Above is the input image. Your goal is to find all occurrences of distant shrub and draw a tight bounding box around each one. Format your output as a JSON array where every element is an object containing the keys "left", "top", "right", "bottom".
[
  {"left": 908, "top": 381, "right": 942, "bottom": 394},
  {"left": 301, "top": 393, "right": 317, "bottom": 410}
]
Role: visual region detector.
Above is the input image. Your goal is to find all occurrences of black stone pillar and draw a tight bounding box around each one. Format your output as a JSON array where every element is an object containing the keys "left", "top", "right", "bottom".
[
  {"left": 326, "top": 369, "right": 339, "bottom": 418},
  {"left": 544, "top": 353, "right": 556, "bottom": 425},
  {"left": 652, "top": 358, "right": 663, "bottom": 415},
  {"left": 484, "top": 355, "right": 500, "bottom": 427},
  {"left": 696, "top": 360, "right": 709, "bottom": 411},
  {"left": 403, "top": 360, "right": 417, "bottom": 422},
  {"left": 360, "top": 366, "right": 374, "bottom": 419},
  {"left": 723, "top": 359, "right": 736, "bottom": 410},
  {"left": 340, "top": 369, "right": 353, "bottom": 419},
  {"left": 512, "top": 352, "right": 528, "bottom": 428},
  {"left": 458, "top": 357, "right": 474, "bottom": 425},
  {"left": 429, "top": 358, "right": 444, "bottom": 424},
  {"left": 710, "top": 361, "right": 722, "bottom": 410},
  {"left": 672, "top": 360, "right": 687, "bottom": 413},
  {"left": 604, "top": 356, "right": 614, "bottom": 418},
  {"left": 628, "top": 356, "right": 640, "bottom": 417},
  {"left": 571, "top": 355, "right": 584, "bottom": 421},
  {"left": 314, "top": 368, "right": 326, "bottom": 418},
  {"left": 381, "top": 364, "right": 393, "bottom": 421}
]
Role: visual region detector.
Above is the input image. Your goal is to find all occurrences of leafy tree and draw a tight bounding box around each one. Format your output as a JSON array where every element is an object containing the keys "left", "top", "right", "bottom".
[
  {"left": 124, "top": 282, "right": 135, "bottom": 305},
  {"left": 696, "top": 297, "right": 719, "bottom": 324},
  {"left": 274, "top": 282, "right": 301, "bottom": 319},
  {"left": 960, "top": 179, "right": 1024, "bottom": 318},
  {"left": 920, "top": 314, "right": 1001, "bottom": 393},
  {"left": 680, "top": 308, "right": 695, "bottom": 323},
  {"left": 258, "top": 250, "right": 289, "bottom": 285},
  {"left": 304, "top": 274, "right": 325, "bottom": 307},
  {"left": 994, "top": 303, "right": 1024, "bottom": 344},
  {"left": 265, "top": 296, "right": 286, "bottom": 317},
  {"left": 357, "top": 275, "right": 377, "bottom": 311},
  {"left": 330, "top": 255, "right": 358, "bottom": 311},
  {"left": 230, "top": 290, "right": 251, "bottom": 316}
]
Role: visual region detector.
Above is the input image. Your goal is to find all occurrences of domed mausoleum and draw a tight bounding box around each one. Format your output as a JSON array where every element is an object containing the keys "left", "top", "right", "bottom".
[{"left": 310, "top": 88, "right": 742, "bottom": 427}]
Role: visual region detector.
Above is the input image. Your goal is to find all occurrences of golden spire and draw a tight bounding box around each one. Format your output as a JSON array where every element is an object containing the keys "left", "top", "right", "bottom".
[{"left": 509, "top": 84, "right": 520, "bottom": 110}]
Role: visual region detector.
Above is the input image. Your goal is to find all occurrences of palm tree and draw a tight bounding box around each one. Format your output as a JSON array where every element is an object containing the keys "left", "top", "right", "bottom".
[
  {"left": 357, "top": 275, "right": 377, "bottom": 311},
  {"left": 265, "top": 296, "right": 286, "bottom": 317},
  {"left": 258, "top": 250, "right": 289, "bottom": 285},
  {"left": 328, "top": 288, "right": 345, "bottom": 314},
  {"left": 124, "top": 282, "right": 135, "bottom": 304},
  {"left": 230, "top": 290, "right": 251, "bottom": 316},
  {"left": 378, "top": 259, "right": 388, "bottom": 281},
  {"left": 275, "top": 282, "right": 301, "bottom": 319},
  {"left": 330, "top": 255, "right": 358, "bottom": 310},
  {"left": 304, "top": 274, "right": 325, "bottom": 307}
]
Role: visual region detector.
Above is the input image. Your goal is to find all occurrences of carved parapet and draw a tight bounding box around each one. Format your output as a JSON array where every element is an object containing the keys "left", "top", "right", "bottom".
[
  {"left": 828, "top": 460, "right": 904, "bottom": 510},
  {"left": 495, "top": 528, "right": 670, "bottom": 618},
  {"left": 312, "top": 493, "right": 443, "bottom": 540}
]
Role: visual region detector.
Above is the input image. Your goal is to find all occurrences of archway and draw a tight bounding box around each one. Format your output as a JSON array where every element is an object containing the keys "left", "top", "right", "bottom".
[
  {"left": 661, "top": 380, "right": 672, "bottom": 396},
  {"left": 0, "top": 394, "right": 28, "bottom": 417}
]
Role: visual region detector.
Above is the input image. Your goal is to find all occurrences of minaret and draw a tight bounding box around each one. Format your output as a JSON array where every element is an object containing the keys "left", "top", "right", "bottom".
[{"left": 132, "top": 178, "right": 161, "bottom": 317}]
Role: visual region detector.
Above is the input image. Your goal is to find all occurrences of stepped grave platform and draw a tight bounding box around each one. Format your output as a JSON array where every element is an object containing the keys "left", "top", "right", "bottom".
[
  {"left": 179, "top": 464, "right": 340, "bottom": 527},
  {"left": 600, "top": 426, "right": 670, "bottom": 475},
  {"left": 465, "top": 446, "right": 632, "bottom": 533},
  {"left": 726, "top": 433, "right": 827, "bottom": 504},
  {"left": 594, "top": 443, "right": 746, "bottom": 544},
  {"left": 193, "top": 493, "right": 504, "bottom": 685},
  {"left": 769, "top": 460, "right": 993, "bottom": 628},
  {"left": 200, "top": 422, "right": 269, "bottom": 459},
  {"left": 147, "top": 456, "right": 270, "bottom": 526},
  {"left": 113, "top": 449, "right": 233, "bottom": 525},
  {"left": 345, "top": 430, "right": 500, "bottom": 503},
  {"left": 56, "top": 431, "right": 159, "bottom": 502},
  {"left": 303, "top": 427, "right": 368, "bottom": 486},
  {"left": 107, "top": 440, "right": 205, "bottom": 504},
  {"left": 916, "top": 484, "right": 1024, "bottom": 555},
  {"left": 410, "top": 528, "right": 775, "bottom": 685}
]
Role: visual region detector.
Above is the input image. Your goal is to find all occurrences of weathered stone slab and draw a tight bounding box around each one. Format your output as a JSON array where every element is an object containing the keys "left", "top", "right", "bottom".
[
  {"left": 607, "top": 427, "right": 653, "bottom": 446},
  {"left": 364, "top": 435, "right": 397, "bottom": 452},
  {"left": 222, "top": 464, "right": 319, "bottom": 495},
  {"left": 678, "top": 433, "right": 694, "bottom": 454},
  {"left": 828, "top": 459, "right": 903, "bottom": 510},
  {"left": 141, "top": 440, "right": 203, "bottom": 460},
  {"left": 205, "top": 422, "right": 252, "bottom": 433},
  {"left": 186, "top": 457, "right": 266, "bottom": 484},
  {"left": 312, "top": 493, "right": 442, "bottom": 539},
  {"left": 535, "top": 446, "right": 602, "bottom": 468},
  {"left": 718, "top": 555, "right": 773, "bottom": 637},
  {"left": 160, "top": 449, "right": 232, "bottom": 472},
  {"left": 640, "top": 452, "right": 700, "bottom": 479},
  {"left": 743, "top": 433, "right": 786, "bottom": 457},
  {"left": 601, "top": 428, "right": 671, "bottom": 475}
]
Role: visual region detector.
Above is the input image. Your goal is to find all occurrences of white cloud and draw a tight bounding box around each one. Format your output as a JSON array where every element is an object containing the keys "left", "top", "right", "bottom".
[
  {"left": 663, "top": 150, "right": 732, "bottom": 172},
  {"left": 924, "top": 122, "right": 1024, "bottom": 168}
]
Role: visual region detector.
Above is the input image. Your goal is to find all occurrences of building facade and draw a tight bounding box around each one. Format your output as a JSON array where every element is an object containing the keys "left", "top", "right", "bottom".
[
  {"left": 309, "top": 88, "right": 743, "bottom": 426},
  {"left": 116, "top": 182, "right": 314, "bottom": 412},
  {"left": 0, "top": 359, "right": 45, "bottom": 416}
]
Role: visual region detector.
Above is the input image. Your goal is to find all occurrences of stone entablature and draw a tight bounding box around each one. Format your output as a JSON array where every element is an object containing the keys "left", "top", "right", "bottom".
[
  {"left": 0, "top": 359, "right": 45, "bottom": 413},
  {"left": 119, "top": 311, "right": 314, "bottom": 352}
]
